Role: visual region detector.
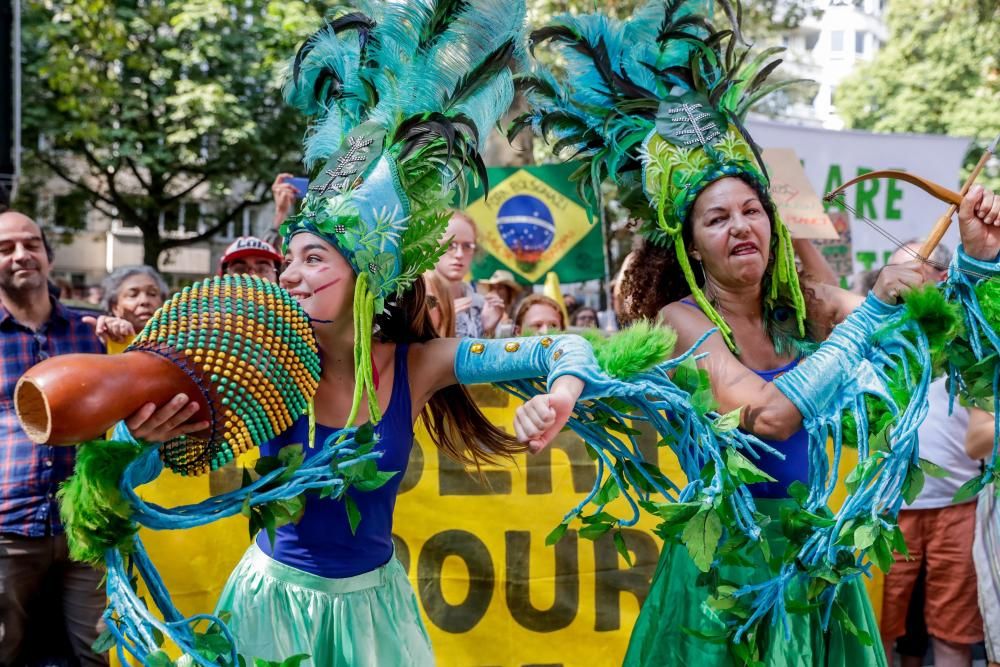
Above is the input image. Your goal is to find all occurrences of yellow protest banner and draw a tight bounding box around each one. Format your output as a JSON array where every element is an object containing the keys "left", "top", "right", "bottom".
[
  {"left": 395, "top": 385, "right": 882, "bottom": 666},
  {"left": 116, "top": 386, "right": 881, "bottom": 666}
]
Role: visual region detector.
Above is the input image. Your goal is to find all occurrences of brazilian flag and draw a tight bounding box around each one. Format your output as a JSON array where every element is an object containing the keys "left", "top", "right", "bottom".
[{"left": 465, "top": 162, "right": 605, "bottom": 285}]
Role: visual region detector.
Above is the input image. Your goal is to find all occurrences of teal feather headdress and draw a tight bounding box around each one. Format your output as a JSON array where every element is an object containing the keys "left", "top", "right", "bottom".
[
  {"left": 281, "top": 0, "right": 526, "bottom": 425},
  {"left": 515, "top": 0, "right": 808, "bottom": 354}
]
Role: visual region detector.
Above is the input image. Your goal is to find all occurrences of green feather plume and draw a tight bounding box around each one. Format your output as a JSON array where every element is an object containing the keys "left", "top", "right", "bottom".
[
  {"left": 582, "top": 321, "right": 678, "bottom": 379},
  {"left": 975, "top": 277, "right": 1000, "bottom": 332},
  {"left": 899, "top": 283, "right": 964, "bottom": 371},
  {"left": 519, "top": 0, "right": 810, "bottom": 356},
  {"left": 58, "top": 440, "right": 147, "bottom": 565}
]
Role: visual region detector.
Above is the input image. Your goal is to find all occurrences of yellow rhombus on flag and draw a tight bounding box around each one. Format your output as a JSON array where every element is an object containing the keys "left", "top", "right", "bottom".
[{"left": 465, "top": 168, "right": 592, "bottom": 283}]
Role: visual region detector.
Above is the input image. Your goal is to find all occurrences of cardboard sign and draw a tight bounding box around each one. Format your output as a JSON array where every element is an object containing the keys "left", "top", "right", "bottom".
[{"left": 762, "top": 147, "right": 839, "bottom": 240}]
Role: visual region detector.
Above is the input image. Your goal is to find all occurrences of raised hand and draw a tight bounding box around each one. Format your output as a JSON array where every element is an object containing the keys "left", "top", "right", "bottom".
[
  {"left": 958, "top": 184, "right": 1000, "bottom": 261},
  {"left": 272, "top": 173, "right": 299, "bottom": 228},
  {"left": 82, "top": 315, "right": 135, "bottom": 344},
  {"left": 871, "top": 260, "right": 926, "bottom": 304}
]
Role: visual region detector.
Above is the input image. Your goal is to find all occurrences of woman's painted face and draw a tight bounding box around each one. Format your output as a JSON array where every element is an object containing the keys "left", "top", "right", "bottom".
[
  {"left": 280, "top": 233, "right": 356, "bottom": 324},
  {"left": 112, "top": 273, "right": 164, "bottom": 330},
  {"left": 689, "top": 177, "right": 772, "bottom": 286}
]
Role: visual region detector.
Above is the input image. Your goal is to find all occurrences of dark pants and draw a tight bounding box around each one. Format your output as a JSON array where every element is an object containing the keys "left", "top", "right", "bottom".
[{"left": 0, "top": 534, "right": 107, "bottom": 667}]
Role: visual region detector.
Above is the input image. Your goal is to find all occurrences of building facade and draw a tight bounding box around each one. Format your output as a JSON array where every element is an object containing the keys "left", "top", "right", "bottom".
[
  {"left": 774, "top": 0, "right": 888, "bottom": 128},
  {"left": 22, "top": 179, "right": 278, "bottom": 292}
]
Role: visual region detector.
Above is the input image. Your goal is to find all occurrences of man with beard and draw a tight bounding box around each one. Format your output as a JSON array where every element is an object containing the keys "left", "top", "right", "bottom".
[{"left": 0, "top": 210, "right": 132, "bottom": 666}]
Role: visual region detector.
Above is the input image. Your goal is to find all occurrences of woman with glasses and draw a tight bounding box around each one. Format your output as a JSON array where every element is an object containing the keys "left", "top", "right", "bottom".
[{"left": 431, "top": 211, "right": 505, "bottom": 337}]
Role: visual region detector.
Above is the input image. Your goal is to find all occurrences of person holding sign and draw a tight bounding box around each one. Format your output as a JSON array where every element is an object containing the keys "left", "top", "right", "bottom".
[{"left": 519, "top": 1, "right": 1000, "bottom": 665}]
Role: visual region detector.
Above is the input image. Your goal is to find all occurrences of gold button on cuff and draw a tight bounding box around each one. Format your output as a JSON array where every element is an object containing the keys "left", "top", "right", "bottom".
[
  {"left": 540, "top": 337, "right": 553, "bottom": 348},
  {"left": 553, "top": 350, "right": 563, "bottom": 361},
  {"left": 470, "top": 343, "right": 485, "bottom": 354},
  {"left": 504, "top": 342, "right": 521, "bottom": 353}
]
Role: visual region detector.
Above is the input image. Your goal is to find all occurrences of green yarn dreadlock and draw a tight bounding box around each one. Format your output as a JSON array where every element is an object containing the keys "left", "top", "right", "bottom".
[
  {"left": 516, "top": 0, "right": 809, "bottom": 354},
  {"left": 349, "top": 273, "right": 379, "bottom": 425}
]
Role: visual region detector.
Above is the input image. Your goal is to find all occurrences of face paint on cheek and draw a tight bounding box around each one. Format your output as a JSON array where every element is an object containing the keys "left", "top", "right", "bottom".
[
  {"left": 313, "top": 277, "right": 342, "bottom": 295},
  {"left": 305, "top": 275, "right": 344, "bottom": 324}
]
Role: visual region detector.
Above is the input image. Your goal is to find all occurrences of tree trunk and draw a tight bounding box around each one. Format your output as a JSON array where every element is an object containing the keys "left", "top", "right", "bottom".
[{"left": 141, "top": 223, "right": 163, "bottom": 269}]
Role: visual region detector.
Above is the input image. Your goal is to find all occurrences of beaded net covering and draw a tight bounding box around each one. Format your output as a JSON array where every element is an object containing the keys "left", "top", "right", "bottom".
[{"left": 128, "top": 274, "right": 321, "bottom": 476}]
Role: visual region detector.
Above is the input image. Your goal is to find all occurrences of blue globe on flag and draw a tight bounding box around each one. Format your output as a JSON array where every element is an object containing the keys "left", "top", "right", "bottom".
[{"left": 496, "top": 194, "right": 556, "bottom": 264}]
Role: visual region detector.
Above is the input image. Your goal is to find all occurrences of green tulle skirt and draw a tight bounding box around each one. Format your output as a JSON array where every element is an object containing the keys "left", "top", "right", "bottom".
[
  {"left": 215, "top": 544, "right": 435, "bottom": 667},
  {"left": 624, "top": 500, "right": 887, "bottom": 667}
]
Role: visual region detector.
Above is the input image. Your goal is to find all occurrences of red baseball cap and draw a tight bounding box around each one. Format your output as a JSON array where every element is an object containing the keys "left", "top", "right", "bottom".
[{"left": 219, "top": 237, "right": 283, "bottom": 275}]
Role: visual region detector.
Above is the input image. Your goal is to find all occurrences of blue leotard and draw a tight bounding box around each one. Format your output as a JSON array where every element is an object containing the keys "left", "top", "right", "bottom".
[
  {"left": 256, "top": 344, "right": 413, "bottom": 577},
  {"left": 680, "top": 300, "right": 808, "bottom": 498}
]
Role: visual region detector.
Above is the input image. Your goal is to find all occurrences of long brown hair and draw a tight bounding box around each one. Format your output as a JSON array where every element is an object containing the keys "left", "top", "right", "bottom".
[
  {"left": 375, "top": 278, "right": 527, "bottom": 467},
  {"left": 422, "top": 270, "right": 456, "bottom": 337}
]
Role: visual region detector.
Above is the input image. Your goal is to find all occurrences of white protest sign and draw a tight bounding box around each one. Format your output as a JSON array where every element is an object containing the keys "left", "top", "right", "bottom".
[{"left": 747, "top": 119, "right": 970, "bottom": 275}]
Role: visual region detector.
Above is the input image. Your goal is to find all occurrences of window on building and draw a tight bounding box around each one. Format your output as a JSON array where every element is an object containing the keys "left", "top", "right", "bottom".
[
  {"left": 161, "top": 204, "right": 181, "bottom": 233},
  {"left": 804, "top": 32, "right": 820, "bottom": 51},
  {"left": 239, "top": 209, "right": 252, "bottom": 238},
  {"left": 855, "top": 31, "right": 866, "bottom": 54},
  {"left": 830, "top": 31, "right": 844, "bottom": 53},
  {"left": 52, "top": 192, "right": 90, "bottom": 230},
  {"left": 182, "top": 203, "right": 201, "bottom": 233}
]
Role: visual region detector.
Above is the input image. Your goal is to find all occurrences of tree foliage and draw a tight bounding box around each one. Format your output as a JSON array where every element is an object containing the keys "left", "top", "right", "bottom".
[
  {"left": 20, "top": 0, "right": 321, "bottom": 266},
  {"left": 835, "top": 0, "right": 1000, "bottom": 188},
  {"left": 528, "top": 0, "right": 816, "bottom": 40},
  {"left": 20, "top": 0, "right": 820, "bottom": 267}
]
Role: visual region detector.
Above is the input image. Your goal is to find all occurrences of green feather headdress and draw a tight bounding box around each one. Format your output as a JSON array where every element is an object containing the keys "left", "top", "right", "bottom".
[
  {"left": 515, "top": 0, "right": 808, "bottom": 354},
  {"left": 281, "top": 1, "right": 526, "bottom": 425}
]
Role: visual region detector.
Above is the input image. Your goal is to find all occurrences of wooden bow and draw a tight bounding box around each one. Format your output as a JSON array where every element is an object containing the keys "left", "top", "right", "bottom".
[{"left": 823, "top": 134, "right": 998, "bottom": 259}]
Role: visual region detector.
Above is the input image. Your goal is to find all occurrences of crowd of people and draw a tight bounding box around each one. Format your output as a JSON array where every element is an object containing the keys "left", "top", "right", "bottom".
[
  {"left": 0, "top": 196, "right": 613, "bottom": 666},
  {"left": 3, "top": 185, "right": 999, "bottom": 666}
]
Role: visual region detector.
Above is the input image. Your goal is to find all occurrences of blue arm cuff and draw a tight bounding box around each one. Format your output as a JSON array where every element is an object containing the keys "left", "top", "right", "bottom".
[
  {"left": 774, "top": 292, "right": 900, "bottom": 422},
  {"left": 455, "top": 334, "right": 608, "bottom": 399},
  {"left": 955, "top": 244, "right": 1000, "bottom": 282}
]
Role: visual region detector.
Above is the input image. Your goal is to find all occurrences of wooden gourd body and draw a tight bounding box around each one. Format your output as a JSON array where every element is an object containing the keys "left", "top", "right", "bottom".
[{"left": 15, "top": 351, "right": 209, "bottom": 445}]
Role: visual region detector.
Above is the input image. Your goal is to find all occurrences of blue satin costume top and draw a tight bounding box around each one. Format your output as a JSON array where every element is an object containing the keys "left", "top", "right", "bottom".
[
  {"left": 256, "top": 344, "right": 413, "bottom": 578},
  {"left": 680, "top": 300, "right": 809, "bottom": 498}
]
